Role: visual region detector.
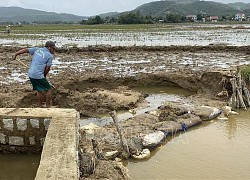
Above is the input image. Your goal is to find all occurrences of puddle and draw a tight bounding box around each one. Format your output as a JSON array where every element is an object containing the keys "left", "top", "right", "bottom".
[
  {"left": 80, "top": 86, "right": 193, "bottom": 127},
  {"left": 0, "top": 154, "right": 40, "bottom": 180}
]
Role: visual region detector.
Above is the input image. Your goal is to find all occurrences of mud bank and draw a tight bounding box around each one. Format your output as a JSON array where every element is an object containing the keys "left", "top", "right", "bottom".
[
  {"left": 1, "top": 45, "right": 250, "bottom": 54},
  {"left": 0, "top": 70, "right": 231, "bottom": 117}
]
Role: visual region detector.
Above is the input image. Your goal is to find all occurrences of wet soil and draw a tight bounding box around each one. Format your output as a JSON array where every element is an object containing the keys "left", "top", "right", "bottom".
[
  {"left": 0, "top": 45, "right": 249, "bottom": 179},
  {"left": 1, "top": 45, "right": 245, "bottom": 112}
]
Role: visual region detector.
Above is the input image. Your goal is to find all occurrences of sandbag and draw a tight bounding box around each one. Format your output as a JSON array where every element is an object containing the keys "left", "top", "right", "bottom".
[
  {"left": 142, "top": 131, "right": 166, "bottom": 149},
  {"left": 191, "top": 105, "right": 222, "bottom": 121}
]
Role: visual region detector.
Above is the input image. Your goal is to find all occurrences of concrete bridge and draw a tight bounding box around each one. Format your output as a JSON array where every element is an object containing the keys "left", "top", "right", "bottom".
[{"left": 0, "top": 108, "right": 80, "bottom": 179}]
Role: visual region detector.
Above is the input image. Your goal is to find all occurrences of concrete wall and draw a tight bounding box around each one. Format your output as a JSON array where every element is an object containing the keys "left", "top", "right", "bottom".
[
  {"left": 0, "top": 117, "right": 51, "bottom": 153},
  {"left": 0, "top": 108, "right": 79, "bottom": 180}
]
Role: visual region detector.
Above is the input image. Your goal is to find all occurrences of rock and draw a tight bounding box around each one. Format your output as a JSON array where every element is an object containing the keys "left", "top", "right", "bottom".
[
  {"left": 115, "top": 157, "right": 122, "bottom": 162},
  {"left": 148, "top": 109, "right": 160, "bottom": 117},
  {"left": 104, "top": 150, "right": 119, "bottom": 160},
  {"left": 132, "top": 149, "right": 151, "bottom": 159},
  {"left": 222, "top": 106, "right": 238, "bottom": 117},
  {"left": 127, "top": 137, "right": 143, "bottom": 154},
  {"left": 217, "top": 90, "right": 228, "bottom": 97},
  {"left": 80, "top": 123, "right": 100, "bottom": 134},
  {"left": 142, "top": 131, "right": 166, "bottom": 149}
]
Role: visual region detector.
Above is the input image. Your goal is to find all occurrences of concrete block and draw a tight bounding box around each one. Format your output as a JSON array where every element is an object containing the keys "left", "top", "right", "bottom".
[
  {"left": 0, "top": 133, "right": 6, "bottom": 144},
  {"left": 30, "top": 119, "right": 40, "bottom": 129},
  {"left": 29, "top": 136, "right": 36, "bottom": 145},
  {"left": 3, "top": 119, "right": 13, "bottom": 131},
  {"left": 16, "top": 118, "right": 27, "bottom": 131},
  {"left": 9, "top": 136, "right": 24, "bottom": 146},
  {"left": 44, "top": 119, "right": 51, "bottom": 130}
]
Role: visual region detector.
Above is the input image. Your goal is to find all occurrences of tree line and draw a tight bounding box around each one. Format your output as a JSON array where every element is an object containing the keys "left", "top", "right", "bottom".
[
  {"left": 80, "top": 11, "right": 242, "bottom": 25},
  {"left": 80, "top": 11, "right": 188, "bottom": 25}
]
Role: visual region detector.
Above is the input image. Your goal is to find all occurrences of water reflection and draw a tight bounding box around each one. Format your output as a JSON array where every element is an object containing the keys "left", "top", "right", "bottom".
[{"left": 225, "top": 117, "right": 237, "bottom": 140}]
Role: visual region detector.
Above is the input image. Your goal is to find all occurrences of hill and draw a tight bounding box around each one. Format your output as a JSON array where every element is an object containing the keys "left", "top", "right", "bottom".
[
  {"left": 97, "top": 12, "right": 120, "bottom": 18},
  {"left": 0, "top": 7, "right": 87, "bottom": 23},
  {"left": 228, "top": 2, "right": 250, "bottom": 11},
  {"left": 132, "top": 1, "right": 240, "bottom": 17}
]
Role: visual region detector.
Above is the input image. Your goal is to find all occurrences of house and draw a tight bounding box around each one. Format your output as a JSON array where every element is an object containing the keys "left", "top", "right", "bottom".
[
  {"left": 186, "top": 15, "right": 197, "bottom": 22},
  {"left": 209, "top": 16, "right": 219, "bottom": 22},
  {"left": 235, "top": 13, "right": 245, "bottom": 21}
]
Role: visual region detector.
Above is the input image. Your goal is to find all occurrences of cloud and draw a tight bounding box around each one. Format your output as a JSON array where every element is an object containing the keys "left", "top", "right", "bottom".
[
  {"left": 4, "top": 0, "right": 22, "bottom": 7},
  {"left": 0, "top": 0, "right": 249, "bottom": 16}
]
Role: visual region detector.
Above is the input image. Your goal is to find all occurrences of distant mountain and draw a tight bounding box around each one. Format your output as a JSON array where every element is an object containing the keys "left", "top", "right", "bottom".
[
  {"left": 131, "top": 1, "right": 240, "bottom": 17},
  {"left": 228, "top": 2, "right": 250, "bottom": 11},
  {"left": 97, "top": 12, "right": 119, "bottom": 18},
  {"left": 0, "top": 7, "right": 87, "bottom": 23}
]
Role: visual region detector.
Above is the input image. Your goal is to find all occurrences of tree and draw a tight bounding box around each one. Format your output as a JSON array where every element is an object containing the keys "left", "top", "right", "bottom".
[
  {"left": 197, "top": 14, "right": 203, "bottom": 21},
  {"left": 118, "top": 11, "right": 153, "bottom": 24},
  {"left": 164, "top": 14, "right": 185, "bottom": 23},
  {"left": 80, "top": 16, "right": 103, "bottom": 25}
]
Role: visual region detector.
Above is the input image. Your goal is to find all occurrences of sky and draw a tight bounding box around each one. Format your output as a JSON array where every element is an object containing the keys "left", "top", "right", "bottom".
[{"left": 0, "top": 0, "right": 249, "bottom": 16}]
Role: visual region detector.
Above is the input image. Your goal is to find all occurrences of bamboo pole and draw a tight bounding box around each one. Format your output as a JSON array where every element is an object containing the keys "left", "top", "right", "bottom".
[
  {"left": 237, "top": 88, "right": 246, "bottom": 109},
  {"left": 230, "top": 78, "right": 237, "bottom": 109},
  {"left": 109, "top": 110, "right": 130, "bottom": 159},
  {"left": 237, "top": 70, "right": 245, "bottom": 108},
  {"left": 242, "top": 81, "right": 250, "bottom": 107}
]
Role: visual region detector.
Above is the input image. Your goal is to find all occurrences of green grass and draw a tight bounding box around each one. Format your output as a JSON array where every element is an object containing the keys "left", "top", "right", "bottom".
[
  {"left": 241, "top": 66, "right": 250, "bottom": 81},
  {"left": 0, "top": 24, "right": 159, "bottom": 32}
]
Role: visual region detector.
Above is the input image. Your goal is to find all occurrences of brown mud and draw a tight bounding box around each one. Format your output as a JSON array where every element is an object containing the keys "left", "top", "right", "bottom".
[{"left": 0, "top": 45, "right": 248, "bottom": 179}]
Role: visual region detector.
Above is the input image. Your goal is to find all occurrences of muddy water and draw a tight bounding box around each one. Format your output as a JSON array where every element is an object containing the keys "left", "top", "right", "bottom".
[
  {"left": 0, "top": 154, "right": 40, "bottom": 180},
  {"left": 80, "top": 86, "right": 193, "bottom": 127},
  {"left": 126, "top": 110, "right": 250, "bottom": 179}
]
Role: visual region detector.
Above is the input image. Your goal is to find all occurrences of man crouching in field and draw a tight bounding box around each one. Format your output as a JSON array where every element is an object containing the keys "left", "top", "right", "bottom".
[{"left": 13, "top": 41, "right": 56, "bottom": 108}]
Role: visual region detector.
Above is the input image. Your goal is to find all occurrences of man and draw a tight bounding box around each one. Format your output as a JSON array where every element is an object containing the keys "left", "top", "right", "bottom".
[{"left": 13, "top": 41, "right": 56, "bottom": 107}]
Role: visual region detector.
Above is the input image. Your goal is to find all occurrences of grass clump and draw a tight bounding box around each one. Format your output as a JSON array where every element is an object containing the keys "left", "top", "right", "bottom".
[{"left": 241, "top": 65, "right": 250, "bottom": 81}]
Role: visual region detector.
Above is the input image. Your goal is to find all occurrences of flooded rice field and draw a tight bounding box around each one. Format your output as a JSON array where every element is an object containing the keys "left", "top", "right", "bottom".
[
  {"left": 0, "top": 23, "right": 250, "bottom": 47},
  {"left": 126, "top": 109, "right": 250, "bottom": 179}
]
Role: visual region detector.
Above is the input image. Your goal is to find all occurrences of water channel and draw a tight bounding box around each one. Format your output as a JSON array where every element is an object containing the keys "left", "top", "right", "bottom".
[
  {"left": 0, "top": 154, "right": 40, "bottom": 180},
  {"left": 126, "top": 105, "right": 250, "bottom": 179}
]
